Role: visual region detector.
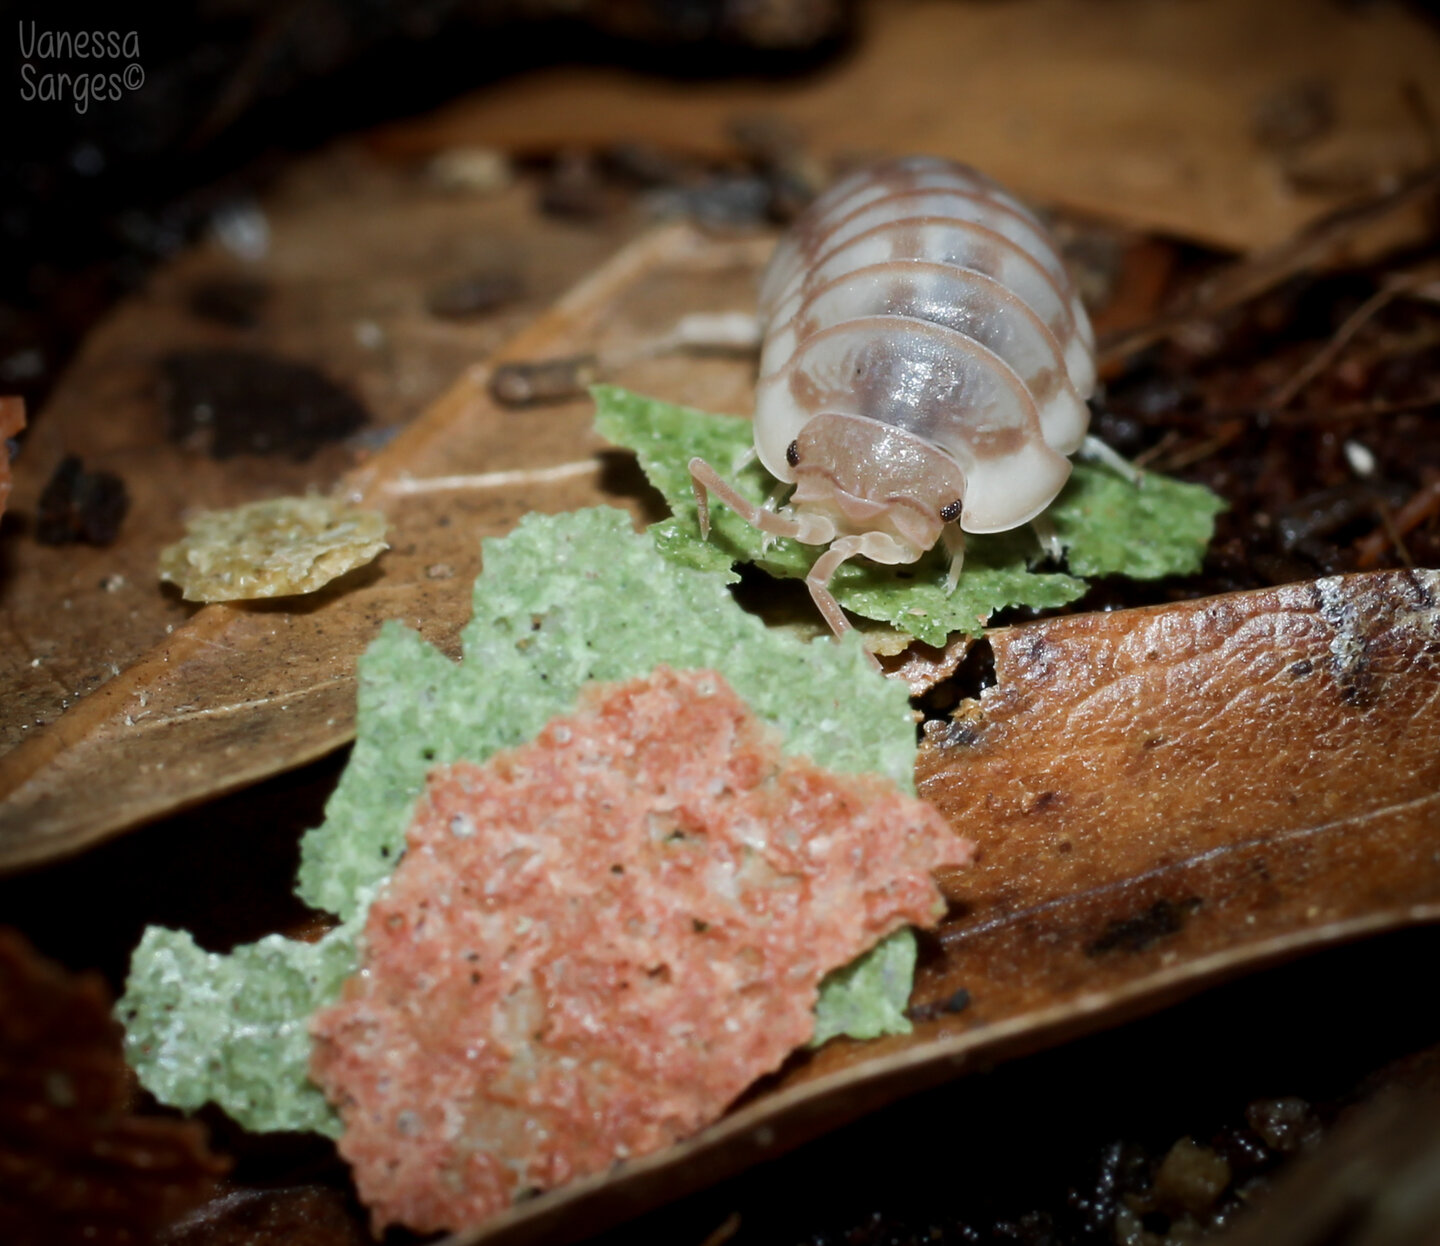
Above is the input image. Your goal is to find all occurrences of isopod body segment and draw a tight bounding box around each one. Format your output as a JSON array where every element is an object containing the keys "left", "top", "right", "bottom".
[{"left": 688, "top": 155, "right": 1099, "bottom": 641}]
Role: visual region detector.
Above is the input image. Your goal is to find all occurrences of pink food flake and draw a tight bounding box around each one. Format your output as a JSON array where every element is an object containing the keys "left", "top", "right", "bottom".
[{"left": 309, "top": 666, "right": 971, "bottom": 1234}]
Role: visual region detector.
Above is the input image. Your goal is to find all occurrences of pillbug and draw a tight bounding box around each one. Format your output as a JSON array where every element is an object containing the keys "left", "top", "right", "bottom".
[{"left": 689, "top": 155, "right": 1103, "bottom": 640}]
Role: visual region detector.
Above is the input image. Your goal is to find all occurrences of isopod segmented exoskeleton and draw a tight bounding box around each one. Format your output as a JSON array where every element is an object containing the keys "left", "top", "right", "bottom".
[{"left": 689, "top": 155, "right": 1106, "bottom": 641}]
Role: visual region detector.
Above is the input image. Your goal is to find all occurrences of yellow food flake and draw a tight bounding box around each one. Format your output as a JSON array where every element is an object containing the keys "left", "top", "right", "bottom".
[{"left": 159, "top": 496, "right": 387, "bottom": 602}]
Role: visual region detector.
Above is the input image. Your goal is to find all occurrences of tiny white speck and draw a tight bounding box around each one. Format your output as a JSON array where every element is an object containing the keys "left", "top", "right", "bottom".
[
  {"left": 211, "top": 199, "right": 269, "bottom": 261},
  {"left": 1343, "top": 440, "right": 1376, "bottom": 478}
]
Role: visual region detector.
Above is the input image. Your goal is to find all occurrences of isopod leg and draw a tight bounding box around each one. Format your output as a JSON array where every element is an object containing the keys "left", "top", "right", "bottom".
[
  {"left": 1079, "top": 434, "right": 1143, "bottom": 485},
  {"left": 690, "top": 457, "right": 717, "bottom": 539},
  {"left": 1030, "top": 513, "right": 1062, "bottom": 563},
  {"left": 807, "top": 538, "right": 882, "bottom": 671},
  {"left": 688, "top": 457, "right": 833, "bottom": 545},
  {"left": 762, "top": 478, "right": 793, "bottom": 513},
  {"left": 942, "top": 523, "right": 966, "bottom": 594},
  {"left": 759, "top": 479, "right": 795, "bottom": 552}
]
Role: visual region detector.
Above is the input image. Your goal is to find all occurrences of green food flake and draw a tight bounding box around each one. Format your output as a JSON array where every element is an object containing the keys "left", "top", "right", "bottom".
[
  {"left": 119, "top": 922, "right": 359, "bottom": 1137},
  {"left": 299, "top": 507, "right": 913, "bottom": 921},
  {"left": 810, "top": 927, "right": 918, "bottom": 1047},
  {"left": 1052, "top": 464, "right": 1225, "bottom": 580},
  {"left": 122, "top": 508, "right": 922, "bottom": 1133},
  {"left": 593, "top": 384, "right": 1224, "bottom": 644}
]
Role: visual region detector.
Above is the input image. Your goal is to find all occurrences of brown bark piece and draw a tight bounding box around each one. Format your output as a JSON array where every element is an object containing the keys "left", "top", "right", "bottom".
[
  {"left": 371, "top": 0, "right": 1440, "bottom": 254},
  {"left": 0, "top": 929, "right": 228, "bottom": 1246},
  {"left": 0, "top": 397, "right": 22, "bottom": 522}
]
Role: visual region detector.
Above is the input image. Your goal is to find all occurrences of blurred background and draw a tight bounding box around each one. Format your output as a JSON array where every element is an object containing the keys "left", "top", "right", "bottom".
[{"left": 3, "top": 3, "right": 1440, "bottom": 1245}]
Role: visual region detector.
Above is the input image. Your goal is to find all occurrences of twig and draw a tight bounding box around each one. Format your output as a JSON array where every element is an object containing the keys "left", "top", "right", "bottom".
[
  {"left": 1148, "top": 421, "right": 1244, "bottom": 473},
  {"left": 1131, "top": 429, "right": 1181, "bottom": 470},
  {"left": 1375, "top": 499, "right": 1413, "bottom": 568},
  {"left": 1268, "top": 264, "right": 1440, "bottom": 409},
  {"left": 1104, "top": 390, "right": 1440, "bottom": 430},
  {"left": 1355, "top": 474, "right": 1440, "bottom": 568},
  {"left": 697, "top": 1212, "right": 742, "bottom": 1246},
  {"left": 1267, "top": 284, "right": 1400, "bottom": 409},
  {"left": 1099, "top": 162, "right": 1440, "bottom": 367},
  {"left": 1272, "top": 391, "right": 1440, "bottom": 425},
  {"left": 383, "top": 459, "right": 600, "bottom": 495}
]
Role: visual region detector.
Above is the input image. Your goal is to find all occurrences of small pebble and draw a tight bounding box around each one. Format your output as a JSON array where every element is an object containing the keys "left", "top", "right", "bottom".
[{"left": 426, "top": 147, "right": 514, "bottom": 195}]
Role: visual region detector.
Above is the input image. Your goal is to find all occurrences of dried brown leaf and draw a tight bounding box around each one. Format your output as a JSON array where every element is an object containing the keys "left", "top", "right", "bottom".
[
  {"left": 0, "top": 223, "right": 768, "bottom": 871},
  {"left": 371, "top": 0, "right": 1440, "bottom": 254},
  {"left": 0, "top": 928, "right": 228, "bottom": 1246},
  {"left": 160, "top": 1186, "right": 370, "bottom": 1246},
  {"left": 910, "top": 568, "right": 1440, "bottom": 1025},
  {"left": 0, "top": 150, "right": 641, "bottom": 764}
]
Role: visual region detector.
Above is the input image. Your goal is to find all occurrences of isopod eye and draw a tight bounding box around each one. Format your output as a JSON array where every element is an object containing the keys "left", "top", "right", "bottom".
[
  {"left": 940, "top": 500, "right": 962, "bottom": 523},
  {"left": 785, "top": 440, "right": 800, "bottom": 467}
]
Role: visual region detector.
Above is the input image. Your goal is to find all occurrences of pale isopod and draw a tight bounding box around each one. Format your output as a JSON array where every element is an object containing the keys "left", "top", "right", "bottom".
[{"left": 689, "top": 155, "right": 1107, "bottom": 640}]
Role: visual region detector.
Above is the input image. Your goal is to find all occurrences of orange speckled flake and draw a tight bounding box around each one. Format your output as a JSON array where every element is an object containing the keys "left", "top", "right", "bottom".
[
  {"left": 0, "top": 396, "right": 23, "bottom": 521},
  {"left": 309, "top": 667, "right": 971, "bottom": 1234}
]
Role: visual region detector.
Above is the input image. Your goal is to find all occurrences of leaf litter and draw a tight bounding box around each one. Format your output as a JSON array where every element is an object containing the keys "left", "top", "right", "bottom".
[
  {"left": 0, "top": 396, "right": 23, "bottom": 522},
  {"left": 0, "top": 930, "right": 228, "bottom": 1246},
  {"left": 120, "top": 386, "right": 1224, "bottom": 1224}
]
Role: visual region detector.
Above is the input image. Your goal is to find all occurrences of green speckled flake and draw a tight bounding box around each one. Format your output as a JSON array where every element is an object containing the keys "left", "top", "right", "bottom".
[
  {"left": 593, "top": 384, "right": 1224, "bottom": 645},
  {"left": 811, "top": 927, "right": 918, "bottom": 1047},
  {"left": 119, "top": 922, "right": 359, "bottom": 1137}
]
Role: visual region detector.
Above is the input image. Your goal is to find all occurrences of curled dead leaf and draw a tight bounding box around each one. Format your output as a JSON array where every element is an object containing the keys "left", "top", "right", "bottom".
[{"left": 0, "top": 928, "right": 228, "bottom": 1246}]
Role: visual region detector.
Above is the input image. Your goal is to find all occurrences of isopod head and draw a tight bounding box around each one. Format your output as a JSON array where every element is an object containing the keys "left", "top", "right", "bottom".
[{"left": 785, "top": 414, "right": 966, "bottom": 564}]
